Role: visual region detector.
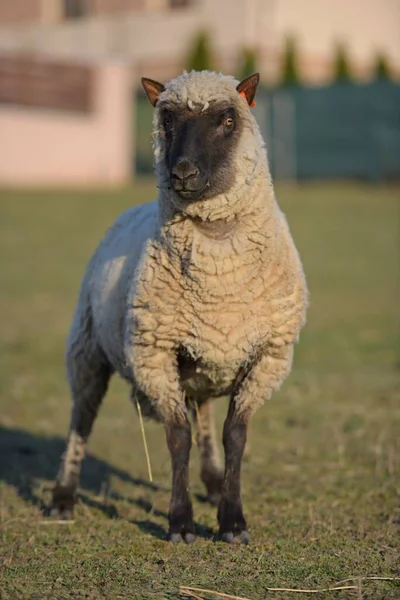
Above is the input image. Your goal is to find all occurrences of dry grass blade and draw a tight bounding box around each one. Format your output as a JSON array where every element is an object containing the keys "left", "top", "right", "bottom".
[
  {"left": 265, "top": 586, "right": 358, "bottom": 593},
  {"left": 135, "top": 398, "right": 153, "bottom": 483},
  {"left": 37, "top": 520, "right": 75, "bottom": 525},
  {"left": 179, "top": 584, "right": 359, "bottom": 599},
  {"left": 180, "top": 587, "right": 252, "bottom": 600},
  {"left": 180, "top": 579, "right": 400, "bottom": 599},
  {"left": 335, "top": 576, "right": 400, "bottom": 584},
  {"left": 364, "top": 577, "right": 400, "bottom": 581}
]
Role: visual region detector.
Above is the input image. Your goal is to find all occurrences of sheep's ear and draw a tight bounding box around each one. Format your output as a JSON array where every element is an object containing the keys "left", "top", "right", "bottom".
[
  {"left": 236, "top": 73, "right": 260, "bottom": 107},
  {"left": 141, "top": 77, "right": 165, "bottom": 106}
]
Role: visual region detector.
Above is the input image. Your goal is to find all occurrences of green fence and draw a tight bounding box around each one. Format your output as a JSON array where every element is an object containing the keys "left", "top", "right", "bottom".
[{"left": 135, "top": 82, "right": 400, "bottom": 181}]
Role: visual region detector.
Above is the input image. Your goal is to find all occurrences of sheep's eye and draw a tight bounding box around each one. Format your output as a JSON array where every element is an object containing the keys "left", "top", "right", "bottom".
[
  {"left": 163, "top": 114, "right": 173, "bottom": 129},
  {"left": 223, "top": 117, "right": 234, "bottom": 127}
]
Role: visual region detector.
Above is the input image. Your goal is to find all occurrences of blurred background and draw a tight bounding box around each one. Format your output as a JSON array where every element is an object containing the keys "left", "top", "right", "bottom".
[
  {"left": 0, "top": 0, "right": 399, "bottom": 184},
  {"left": 0, "top": 4, "right": 399, "bottom": 596}
]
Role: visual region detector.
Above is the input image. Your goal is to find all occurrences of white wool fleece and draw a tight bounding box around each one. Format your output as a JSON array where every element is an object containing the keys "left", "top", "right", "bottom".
[{"left": 67, "top": 70, "right": 308, "bottom": 424}]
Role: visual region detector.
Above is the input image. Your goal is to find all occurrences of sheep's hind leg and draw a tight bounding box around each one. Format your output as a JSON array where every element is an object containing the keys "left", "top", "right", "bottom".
[
  {"left": 51, "top": 348, "right": 112, "bottom": 519},
  {"left": 192, "top": 399, "right": 223, "bottom": 506},
  {"left": 165, "top": 413, "right": 195, "bottom": 544},
  {"left": 217, "top": 398, "right": 250, "bottom": 544}
]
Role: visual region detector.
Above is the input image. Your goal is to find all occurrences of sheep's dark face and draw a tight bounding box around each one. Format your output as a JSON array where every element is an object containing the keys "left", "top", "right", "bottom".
[
  {"left": 160, "top": 102, "right": 243, "bottom": 202},
  {"left": 141, "top": 73, "right": 260, "bottom": 203}
]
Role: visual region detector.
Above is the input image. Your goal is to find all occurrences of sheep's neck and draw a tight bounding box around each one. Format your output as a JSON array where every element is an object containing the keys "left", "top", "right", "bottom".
[
  {"left": 161, "top": 168, "right": 277, "bottom": 291},
  {"left": 191, "top": 216, "right": 238, "bottom": 240}
]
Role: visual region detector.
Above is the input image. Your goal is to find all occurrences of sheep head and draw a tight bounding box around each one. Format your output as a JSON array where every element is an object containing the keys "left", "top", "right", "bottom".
[{"left": 142, "top": 71, "right": 266, "bottom": 219}]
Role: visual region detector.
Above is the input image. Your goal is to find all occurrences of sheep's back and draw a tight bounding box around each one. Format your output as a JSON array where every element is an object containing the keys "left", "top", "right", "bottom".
[{"left": 83, "top": 201, "right": 159, "bottom": 374}]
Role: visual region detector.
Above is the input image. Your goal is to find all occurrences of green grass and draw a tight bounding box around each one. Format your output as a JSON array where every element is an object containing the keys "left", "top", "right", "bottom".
[{"left": 0, "top": 181, "right": 399, "bottom": 600}]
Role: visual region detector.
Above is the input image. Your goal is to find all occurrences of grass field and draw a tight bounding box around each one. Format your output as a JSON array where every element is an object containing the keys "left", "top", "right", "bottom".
[{"left": 0, "top": 181, "right": 399, "bottom": 600}]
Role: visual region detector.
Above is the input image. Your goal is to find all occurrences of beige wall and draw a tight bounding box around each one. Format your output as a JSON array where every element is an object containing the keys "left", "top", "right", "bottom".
[
  {"left": 0, "top": 0, "right": 398, "bottom": 83},
  {"left": 90, "top": 0, "right": 146, "bottom": 14},
  {"left": 0, "top": 0, "right": 149, "bottom": 25},
  {"left": 0, "top": 0, "right": 43, "bottom": 25},
  {"left": 0, "top": 61, "right": 132, "bottom": 186},
  {"left": 272, "top": 0, "right": 400, "bottom": 82}
]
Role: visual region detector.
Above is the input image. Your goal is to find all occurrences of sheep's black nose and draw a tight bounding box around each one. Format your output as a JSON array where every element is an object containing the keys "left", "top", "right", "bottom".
[{"left": 172, "top": 160, "right": 200, "bottom": 185}]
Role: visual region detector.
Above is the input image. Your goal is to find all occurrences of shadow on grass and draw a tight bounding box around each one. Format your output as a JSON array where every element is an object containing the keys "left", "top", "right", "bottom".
[
  {"left": 0, "top": 425, "right": 214, "bottom": 541},
  {"left": 78, "top": 489, "right": 214, "bottom": 540}
]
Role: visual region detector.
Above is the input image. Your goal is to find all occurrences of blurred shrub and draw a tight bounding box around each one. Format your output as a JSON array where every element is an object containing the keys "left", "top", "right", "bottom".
[
  {"left": 332, "top": 43, "right": 353, "bottom": 82},
  {"left": 237, "top": 47, "right": 258, "bottom": 80},
  {"left": 372, "top": 51, "right": 392, "bottom": 81},
  {"left": 186, "top": 30, "right": 214, "bottom": 72},
  {"left": 280, "top": 36, "right": 300, "bottom": 86}
]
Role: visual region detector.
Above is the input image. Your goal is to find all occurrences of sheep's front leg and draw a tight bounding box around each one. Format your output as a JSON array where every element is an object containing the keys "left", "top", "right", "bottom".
[
  {"left": 128, "top": 341, "right": 195, "bottom": 543},
  {"left": 218, "top": 344, "right": 293, "bottom": 544},
  {"left": 165, "top": 414, "right": 195, "bottom": 543},
  {"left": 218, "top": 398, "right": 250, "bottom": 543}
]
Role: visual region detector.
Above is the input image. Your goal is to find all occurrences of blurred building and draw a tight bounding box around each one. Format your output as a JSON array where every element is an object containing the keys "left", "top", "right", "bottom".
[
  {"left": 0, "top": 0, "right": 399, "bottom": 186},
  {"left": 0, "top": 0, "right": 399, "bottom": 83},
  {"left": 0, "top": 57, "right": 132, "bottom": 186}
]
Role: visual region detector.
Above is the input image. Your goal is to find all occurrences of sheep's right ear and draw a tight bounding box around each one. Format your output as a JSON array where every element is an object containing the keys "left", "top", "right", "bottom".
[
  {"left": 141, "top": 77, "right": 165, "bottom": 106},
  {"left": 236, "top": 73, "right": 260, "bottom": 107}
]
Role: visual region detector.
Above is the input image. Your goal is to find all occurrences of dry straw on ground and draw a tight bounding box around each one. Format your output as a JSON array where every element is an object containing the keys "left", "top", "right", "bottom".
[
  {"left": 135, "top": 398, "right": 154, "bottom": 483},
  {"left": 180, "top": 577, "right": 400, "bottom": 599}
]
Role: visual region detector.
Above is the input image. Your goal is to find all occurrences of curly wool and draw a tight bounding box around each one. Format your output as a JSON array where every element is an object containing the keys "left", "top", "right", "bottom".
[{"left": 67, "top": 70, "right": 308, "bottom": 423}]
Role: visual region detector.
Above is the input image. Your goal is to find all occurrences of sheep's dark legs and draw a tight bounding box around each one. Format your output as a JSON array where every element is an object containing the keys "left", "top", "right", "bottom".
[
  {"left": 218, "top": 398, "right": 250, "bottom": 544},
  {"left": 192, "top": 399, "right": 223, "bottom": 505},
  {"left": 165, "top": 417, "right": 195, "bottom": 543},
  {"left": 51, "top": 353, "right": 111, "bottom": 519}
]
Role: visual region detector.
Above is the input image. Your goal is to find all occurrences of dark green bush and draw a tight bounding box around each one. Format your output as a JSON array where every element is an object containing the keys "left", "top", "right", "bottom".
[
  {"left": 186, "top": 30, "right": 214, "bottom": 72},
  {"left": 237, "top": 47, "right": 258, "bottom": 80},
  {"left": 280, "top": 36, "right": 300, "bottom": 86},
  {"left": 332, "top": 43, "right": 353, "bottom": 82},
  {"left": 372, "top": 51, "right": 392, "bottom": 81}
]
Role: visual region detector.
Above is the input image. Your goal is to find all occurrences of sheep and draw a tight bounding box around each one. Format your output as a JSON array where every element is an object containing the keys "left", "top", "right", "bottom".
[{"left": 51, "top": 70, "right": 308, "bottom": 544}]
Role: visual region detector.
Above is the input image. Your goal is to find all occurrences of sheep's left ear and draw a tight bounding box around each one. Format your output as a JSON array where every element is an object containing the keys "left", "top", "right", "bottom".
[
  {"left": 236, "top": 73, "right": 260, "bottom": 107},
  {"left": 141, "top": 77, "right": 165, "bottom": 106}
]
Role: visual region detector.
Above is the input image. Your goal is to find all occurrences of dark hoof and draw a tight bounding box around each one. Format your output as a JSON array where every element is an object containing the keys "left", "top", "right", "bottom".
[
  {"left": 184, "top": 532, "right": 196, "bottom": 544},
  {"left": 50, "top": 506, "right": 74, "bottom": 520},
  {"left": 168, "top": 500, "right": 195, "bottom": 545},
  {"left": 219, "top": 530, "right": 250, "bottom": 545},
  {"left": 169, "top": 532, "right": 197, "bottom": 545},
  {"left": 221, "top": 531, "right": 234, "bottom": 544},
  {"left": 217, "top": 498, "right": 248, "bottom": 543},
  {"left": 238, "top": 530, "right": 250, "bottom": 544},
  {"left": 51, "top": 484, "right": 75, "bottom": 520}
]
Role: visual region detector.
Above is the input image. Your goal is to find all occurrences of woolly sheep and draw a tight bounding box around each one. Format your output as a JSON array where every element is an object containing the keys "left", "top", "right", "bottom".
[{"left": 51, "top": 70, "right": 308, "bottom": 544}]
